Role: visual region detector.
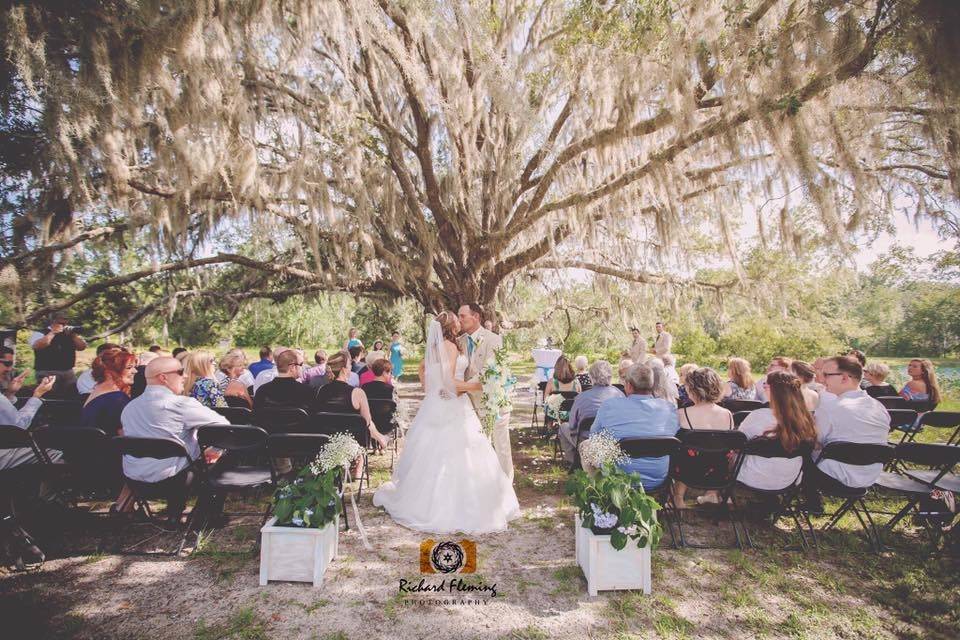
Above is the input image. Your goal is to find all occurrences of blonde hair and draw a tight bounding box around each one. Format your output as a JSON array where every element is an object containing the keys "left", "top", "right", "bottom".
[
  {"left": 678, "top": 363, "right": 698, "bottom": 385},
  {"left": 864, "top": 362, "right": 890, "bottom": 381},
  {"left": 727, "top": 358, "right": 754, "bottom": 389},
  {"left": 573, "top": 355, "right": 589, "bottom": 372},
  {"left": 183, "top": 350, "right": 217, "bottom": 396},
  {"left": 219, "top": 352, "right": 246, "bottom": 375}
]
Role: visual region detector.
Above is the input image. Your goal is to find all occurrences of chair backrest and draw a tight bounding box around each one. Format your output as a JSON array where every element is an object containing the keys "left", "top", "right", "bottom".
[
  {"left": 113, "top": 435, "right": 190, "bottom": 460},
  {"left": 35, "top": 398, "right": 84, "bottom": 428},
  {"left": 676, "top": 428, "right": 748, "bottom": 452},
  {"left": 559, "top": 398, "right": 576, "bottom": 413},
  {"left": 559, "top": 391, "right": 579, "bottom": 400},
  {"left": 876, "top": 396, "right": 907, "bottom": 410},
  {"left": 368, "top": 398, "right": 397, "bottom": 421},
  {"left": 253, "top": 407, "right": 309, "bottom": 433},
  {"left": 817, "top": 441, "right": 895, "bottom": 466},
  {"left": 305, "top": 412, "right": 370, "bottom": 446},
  {"left": 33, "top": 426, "right": 109, "bottom": 457},
  {"left": 917, "top": 411, "right": 960, "bottom": 429},
  {"left": 742, "top": 437, "right": 812, "bottom": 459},
  {"left": 618, "top": 436, "right": 680, "bottom": 458},
  {"left": 225, "top": 395, "right": 251, "bottom": 409},
  {"left": 732, "top": 411, "right": 751, "bottom": 427},
  {"left": 266, "top": 433, "right": 331, "bottom": 459},
  {"left": 0, "top": 424, "right": 38, "bottom": 451},
  {"left": 721, "top": 399, "right": 766, "bottom": 413},
  {"left": 197, "top": 424, "right": 268, "bottom": 452},
  {"left": 537, "top": 381, "right": 548, "bottom": 392},
  {"left": 213, "top": 406, "right": 255, "bottom": 425},
  {"left": 887, "top": 409, "right": 918, "bottom": 430},
  {"left": 891, "top": 442, "right": 960, "bottom": 471},
  {"left": 574, "top": 416, "right": 594, "bottom": 438}
]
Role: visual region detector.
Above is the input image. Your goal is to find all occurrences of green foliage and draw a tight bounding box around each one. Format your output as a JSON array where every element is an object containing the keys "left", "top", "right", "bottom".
[
  {"left": 716, "top": 318, "right": 840, "bottom": 370},
  {"left": 672, "top": 322, "right": 719, "bottom": 367},
  {"left": 350, "top": 303, "right": 402, "bottom": 348},
  {"left": 565, "top": 463, "right": 662, "bottom": 551},
  {"left": 272, "top": 463, "right": 342, "bottom": 529}
]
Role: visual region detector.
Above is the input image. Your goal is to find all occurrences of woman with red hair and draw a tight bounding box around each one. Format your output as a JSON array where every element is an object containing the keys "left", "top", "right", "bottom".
[{"left": 81, "top": 347, "right": 137, "bottom": 436}]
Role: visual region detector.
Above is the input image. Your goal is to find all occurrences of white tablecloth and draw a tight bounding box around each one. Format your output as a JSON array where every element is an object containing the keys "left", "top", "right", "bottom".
[{"left": 532, "top": 349, "right": 562, "bottom": 383}]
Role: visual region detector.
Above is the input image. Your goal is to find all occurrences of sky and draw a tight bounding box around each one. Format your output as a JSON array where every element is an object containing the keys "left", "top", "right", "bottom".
[{"left": 851, "top": 214, "right": 952, "bottom": 270}]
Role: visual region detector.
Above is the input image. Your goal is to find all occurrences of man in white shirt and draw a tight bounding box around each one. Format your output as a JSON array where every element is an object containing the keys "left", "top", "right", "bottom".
[
  {"left": 662, "top": 353, "right": 680, "bottom": 387},
  {"left": 627, "top": 328, "right": 647, "bottom": 364},
  {"left": 75, "top": 342, "right": 122, "bottom": 395},
  {"left": 803, "top": 356, "right": 890, "bottom": 509},
  {"left": 653, "top": 322, "right": 672, "bottom": 358},
  {"left": 120, "top": 356, "right": 228, "bottom": 522},
  {"left": 0, "top": 362, "right": 57, "bottom": 470}
]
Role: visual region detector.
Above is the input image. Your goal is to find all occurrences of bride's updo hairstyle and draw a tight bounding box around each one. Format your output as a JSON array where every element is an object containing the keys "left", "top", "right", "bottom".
[{"left": 436, "top": 311, "right": 461, "bottom": 347}]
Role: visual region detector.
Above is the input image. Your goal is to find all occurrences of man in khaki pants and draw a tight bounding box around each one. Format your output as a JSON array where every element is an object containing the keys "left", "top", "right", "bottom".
[{"left": 457, "top": 303, "right": 514, "bottom": 483}]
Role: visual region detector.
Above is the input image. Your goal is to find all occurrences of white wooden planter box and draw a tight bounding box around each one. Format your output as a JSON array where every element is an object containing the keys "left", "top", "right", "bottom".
[
  {"left": 575, "top": 514, "right": 651, "bottom": 596},
  {"left": 259, "top": 516, "right": 339, "bottom": 587}
]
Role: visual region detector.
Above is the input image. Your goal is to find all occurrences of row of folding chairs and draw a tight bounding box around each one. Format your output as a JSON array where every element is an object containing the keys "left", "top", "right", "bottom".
[
  {"left": 0, "top": 423, "right": 345, "bottom": 556},
  {"left": 609, "top": 431, "right": 959, "bottom": 552}
]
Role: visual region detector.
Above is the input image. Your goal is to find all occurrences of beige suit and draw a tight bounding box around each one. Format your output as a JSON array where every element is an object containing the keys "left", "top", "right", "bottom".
[
  {"left": 654, "top": 331, "right": 673, "bottom": 357},
  {"left": 458, "top": 327, "right": 513, "bottom": 482},
  {"left": 628, "top": 336, "right": 648, "bottom": 364}
]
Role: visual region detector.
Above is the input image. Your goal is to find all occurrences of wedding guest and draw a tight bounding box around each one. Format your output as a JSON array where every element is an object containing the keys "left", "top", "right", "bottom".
[
  {"left": 0, "top": 368, "right": 56, "bottom": 469},
  {"left": 344, "top": 328, "right": 364, "bottom": 350},
  {"left": 617, "top": 359, "right": 634, "bottom": 385},
  {"left": 723, "top": 357, "right": 757, "bottom": 401},
  {"left": 372, "top": 340, "right": 385, "bottom": 353},
  {"left": 900, "top": 358, "right": 941, "bottom": 410},
  {"left": 174, "top": 349, "right": 190, "bottom": 365},
  {"left": 737, "top": 371, "right": 818, "bottom": 491},
  {"left": 671, "top": 367, "right": 734, "bottom": 507},
  {"left": 172, "top": 347, "right": 187, "bottom": 359},
  {"left": 662, "top": 354, "right": 680, "bottom": 387},
  {"left": 863, "top": 363, "right": 898, "bottom": 398},
  {"left": 789, "top": 360, "right": 820, "bottom": 411},
  {"left": 584, "top": 363, "right": 678, "bottom": 489},
  {"left": 361, "top": 348, "right": 387, "bottom": 385},
  {"left": 183, "top": 351, "right": 227, "bottom": 409},
  {"left": 81, "top": 348, "right": 137, "bottom": 512},
  {"left": 648, "top": 357, "right": 678, "bottom": 405},
  {"left": 755, "top": 356, "right": 792, "bottom": 402},
  {"left": 29, "top": 314, "right": 87, "bottom": 397},
  {"left": 560, "top": 361, "right": 624, "bottom": 465},
  {"left": 248, "top": 346, "right": 274, "bottom": 378},
  {"left": 120, "top": 357, "right": 229, "bottom": 524},
  {"left": 847, "top": 349, "right": 870, "bottom": 389},
  {"left": 628, "top": 328, "right": 648, "bottom": 364},
  {"left": 804, "top": 356, "right": 889, "bottom": 511},
  {"left": 253, "top": 350, "right": 318, "bottom": 412},
  {"left": 361, "top": 359, "right": 396, "bottom": 401},
  {"left": 76, "top": 342, "right": 121, "bottom": 395},
  {"left": 653, "top": 321, "right": 672, "bottom": 357},
  {"left": 389, "top": 332, "right": 404, "bottom": 377},
  {"left": 81, "top": 348, "right": 137, "bottom": 436},
  {"left": 483, "top": 320, "right": 495, "bottom": 332},
  {"left": 148, "top": 345, "right": 163, "bottom": 354},
  {"left": 573, "top": 355, "right": 592, "bottom": 391},
  {"left": 214, "top": 349, "right": 254, "bottom": 388},
  {"left": 252, "top": 347, "right": 286, "bottom": 393},
  {"left": 0, "top": 346, "right": 14, "bottom": 396},
  {"left": 349, "top": 345, "right": 366, "bottom": 374},
  {"left": 544, "top": 355, "right": 581, "bottom": 424},
  {"left": 130, "top": 351, "right": 158, "bottom": 399},
  {"left": 677, "top": 363, "right": 699, "bottom": 407},
  {"left": 302, "top": 350, "right": 328, "bottom": 385},
  {"left": 218, "top": 352, "right": 253, "bottom": 408},
  {"left": 315, "top": 351, "right": 389, "bottom": 463}
]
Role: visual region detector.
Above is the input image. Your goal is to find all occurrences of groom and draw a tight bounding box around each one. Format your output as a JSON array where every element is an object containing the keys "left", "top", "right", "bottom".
[{"left": 457, "top": 303, "right": 514, "bottom": 483}]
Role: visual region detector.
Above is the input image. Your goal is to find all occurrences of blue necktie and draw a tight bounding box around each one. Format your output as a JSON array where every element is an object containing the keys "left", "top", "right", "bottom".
[{"left": 467, "top": 336, "right": 475, "bottom": 358}]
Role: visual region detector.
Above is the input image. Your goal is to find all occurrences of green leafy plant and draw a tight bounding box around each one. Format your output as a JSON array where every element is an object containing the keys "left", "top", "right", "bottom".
[
  {"left": 565, "top": 463, "right": 662, "bottom": 551},
  {"left": 272, "top": 463, "right": 342, "bottom": 529}
]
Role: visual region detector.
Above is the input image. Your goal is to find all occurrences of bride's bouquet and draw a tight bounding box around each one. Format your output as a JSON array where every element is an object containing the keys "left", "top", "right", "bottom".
[{"left": 478, "top": 346, "right": 517, "bottom": 438}]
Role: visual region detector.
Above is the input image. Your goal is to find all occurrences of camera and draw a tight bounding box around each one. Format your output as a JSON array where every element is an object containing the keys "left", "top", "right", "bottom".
[{"left": 64, "top": 325, "right": 84, "bottom": 335}]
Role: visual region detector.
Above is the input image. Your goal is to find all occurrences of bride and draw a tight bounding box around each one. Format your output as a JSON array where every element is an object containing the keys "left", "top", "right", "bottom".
[{"left": 373, "top": 311, "right": 520, "bottom": 534}]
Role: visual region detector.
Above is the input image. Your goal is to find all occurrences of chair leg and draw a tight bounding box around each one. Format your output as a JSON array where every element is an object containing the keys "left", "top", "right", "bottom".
[
  {"left": 885, "top": 497, "right": 919, "bottom": 532},
  {"left": 858, "top": 499, "right": 883, "bottom": 552},
  {"left": 824, "top": 498, "right": 855, "bottom": 531}
]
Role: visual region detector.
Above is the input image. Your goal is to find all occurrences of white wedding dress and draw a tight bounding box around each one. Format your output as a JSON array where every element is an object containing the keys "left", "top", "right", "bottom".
[{"left": 373, "top": 349, "right": 520, "bottom": 535}]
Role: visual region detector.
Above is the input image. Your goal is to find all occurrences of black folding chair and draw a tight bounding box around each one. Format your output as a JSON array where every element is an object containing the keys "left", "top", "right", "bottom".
[
  {"left": 570, "top": 416, "right": 595, "bottom": 471},
  {"left": 887, "top": 409, "right": 919, "bottom": 438},
  {"left": 906, "top": 411, "right": 960, "bottom": 446},
  {"left": 721, "top": 399, "right": 766, "bottom": 413},
  {"left": 224, "top": 395, "right": 252, "bottom": 409},
  {"left": 0, "top": 425, "right": 48, "bottom": 569},
  {"left": 33, "top": 427, "right": 117, "bottom": 507},
  {"left": 815, "top": 441, "right": 895, "bottom": 553},
  {"left": 732, "top": 411, "right": 752, "bottom": 427},
  {"left": 735, "top": 439, "right": 815, "bottom": 549},
  {"left": 112, "top": 436, "right": 201, "bottom": 555},
  {"left": 195, "top": 424, "right": 272, "bottom": 548},
  {"left": 553, "top": 396, "right": 578, "bottom": 459},
  {"left": 618, "top": 436, "right": 681, "bottom": 548},
  {"left": 305, "top": 412, "right": 371, "bottom": 497},
  {"left": 531, "top": 381, "right": 547, "bottom": 430},
  {"left": 265, "top": 433, "right": 348, "bottom": 530},
  {"left": 213, "top": 406, "right": 256, "bottom": 426},
  {"left": 368, "top": 398, "right": 400, "bottom": 465},
  {"left": 876, "top": 396, "right": 907, "bottom": 411},
  {"left": 875, "top": 443, "right": 960, "bottom": 545},
  {"left": 34, "top": 399, "right": 84, "bottom": 429},
  {"left": 670, "top": 429, "right": 748, "bottom": 548},
  {"left": 253, "top": 407, "right": 309, "bottom": 433}
]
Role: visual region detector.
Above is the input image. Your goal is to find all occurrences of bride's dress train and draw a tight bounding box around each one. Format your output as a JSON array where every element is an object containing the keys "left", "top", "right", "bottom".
[{"left": 373, "top": 354, "right": 520, "bottom": 535}]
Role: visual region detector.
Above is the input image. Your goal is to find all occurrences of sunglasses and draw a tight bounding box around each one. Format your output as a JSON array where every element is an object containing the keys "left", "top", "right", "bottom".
[
  {"left": 161, "top": 367, "right": 185, "bottom": 376},
  {"left": 0, "top": 360, "right": 12, "bottom": 367},
  {"left": 823, "top": 372, "right": 845, "bottom": 377}
]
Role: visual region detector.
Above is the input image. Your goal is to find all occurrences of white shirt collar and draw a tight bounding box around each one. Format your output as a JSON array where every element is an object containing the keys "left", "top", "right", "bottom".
[{"left": 468, "top": 328, "right": 482, "bottom": 341}]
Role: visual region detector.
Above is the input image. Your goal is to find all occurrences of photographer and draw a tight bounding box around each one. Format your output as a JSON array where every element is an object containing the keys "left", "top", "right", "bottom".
[{"left": 29, "top": 315, "right": 87, "bottom": 397}]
